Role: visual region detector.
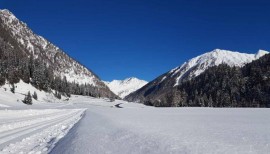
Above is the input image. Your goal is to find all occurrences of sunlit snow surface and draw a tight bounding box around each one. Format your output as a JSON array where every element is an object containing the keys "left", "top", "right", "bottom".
[{"left": 0, "top": 95, "right": 270, "bottom": 154}]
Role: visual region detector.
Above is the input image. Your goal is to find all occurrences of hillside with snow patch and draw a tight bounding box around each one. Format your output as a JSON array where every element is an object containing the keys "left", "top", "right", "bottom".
[{"left": 0, "top": 80, "right": 69, "bottom": 108}]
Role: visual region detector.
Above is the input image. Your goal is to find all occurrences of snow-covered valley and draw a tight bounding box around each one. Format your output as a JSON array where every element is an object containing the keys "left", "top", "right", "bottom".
[
  {"left": 1, "top": 3, "right": 270, "bottom": 154},
  {"left": 1, "top": 96, "right": 270, "bottom": 154}
]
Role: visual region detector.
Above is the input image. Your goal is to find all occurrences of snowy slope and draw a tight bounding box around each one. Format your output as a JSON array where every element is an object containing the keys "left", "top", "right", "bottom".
[
  {"left": 0, "top": 9, "right": 103, "bottom": 87},
  {"left": 0, "top": 80, "right": 69, "bottom": 108},
  {"left": 125, "top": 49, "right": 269, "bottom": 102},
  {"left": 104, "top": 77, "right": 148, "bottom": 98}
]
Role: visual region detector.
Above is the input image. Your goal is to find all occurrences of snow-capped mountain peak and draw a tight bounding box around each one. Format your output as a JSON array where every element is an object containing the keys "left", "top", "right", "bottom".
[
  {"left": 256, "top": 49, "right": 269, "bottom": 59},
  {"left": 171, "top": 49, "right": 269, "bottom": 86},
  {"left": 116, "top": 77, "right": 142, "bottom": 84},
  {"left": 105, "top": 77, "right": 148, "bottom": 98}
]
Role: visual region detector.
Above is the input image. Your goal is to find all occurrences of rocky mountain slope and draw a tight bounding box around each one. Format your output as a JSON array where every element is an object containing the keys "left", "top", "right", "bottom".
[
  {"left": 125, "top": 49, "right": 269, "bottom": 103},
  {"left": 0, "top": 9, "right": 117, "bottom": 98},
  {"left": 104, "top": 77, "right": 148, "bottom": 98}
]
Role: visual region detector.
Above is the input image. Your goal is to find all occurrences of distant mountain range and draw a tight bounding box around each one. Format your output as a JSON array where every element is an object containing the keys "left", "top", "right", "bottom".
[
  {"left": 125, "top": 49, "right": 269, "bottom": 107},
  {"left": 104, "top": 77, "right": 147, "bottom": 98},
  {"left": 0, "top": 9, "right": 117, "bottom": 99}
]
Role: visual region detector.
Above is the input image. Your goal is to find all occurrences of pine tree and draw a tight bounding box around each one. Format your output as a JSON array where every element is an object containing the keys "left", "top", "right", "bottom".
[{"left": 32, "top": 60, "right": 46, "bottom": 90}]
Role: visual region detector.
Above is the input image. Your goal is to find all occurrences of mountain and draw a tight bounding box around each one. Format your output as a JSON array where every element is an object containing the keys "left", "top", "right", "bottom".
[
  {"left": 0, "top": 9, "right": 117, "bottom": 99},
  {"left": 151, "top": 53, "right": 270, "bottom": 107},
  {"left": 125, "top": 49, "right": 269, "bottom": 103},
  {"left": 104, "top": 77, "right": 148, "bottom": 98}
]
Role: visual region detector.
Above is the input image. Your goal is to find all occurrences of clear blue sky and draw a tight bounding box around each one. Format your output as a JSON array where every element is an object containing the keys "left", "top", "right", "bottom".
[{"left": 2, "top": 0, "right": 270, "bottom": 81}]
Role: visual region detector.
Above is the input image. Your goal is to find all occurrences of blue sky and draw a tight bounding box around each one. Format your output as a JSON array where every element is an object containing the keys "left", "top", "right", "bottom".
[{"left": 2, "top": 0, "right": 270, "bottom": 81}]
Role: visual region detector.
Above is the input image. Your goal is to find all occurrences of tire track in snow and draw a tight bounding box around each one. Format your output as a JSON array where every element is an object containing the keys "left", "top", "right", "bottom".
[{"left": 0, "top": 110, "right": 78, "bottom": 139}]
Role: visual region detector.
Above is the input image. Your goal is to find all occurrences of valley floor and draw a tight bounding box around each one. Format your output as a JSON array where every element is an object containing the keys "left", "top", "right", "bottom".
[{"left": 0, "top": 96, "right": 270, "bottom": 154}]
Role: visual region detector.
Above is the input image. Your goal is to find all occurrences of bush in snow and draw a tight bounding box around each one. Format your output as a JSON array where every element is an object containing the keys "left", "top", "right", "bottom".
[
  {"left": 109, "top": 98, "right": 115, "bottom": 102},
  {"left": 32, "top": 91, "right": 38, "bottom": 100},
  {"left": 22, "top": 91, "right": 32, "bottom": 105}
]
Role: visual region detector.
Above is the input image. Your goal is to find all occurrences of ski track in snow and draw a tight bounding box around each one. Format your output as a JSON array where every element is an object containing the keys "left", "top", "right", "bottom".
[{"left": 0, "top": 109, "right": 86, "bottom": 154}]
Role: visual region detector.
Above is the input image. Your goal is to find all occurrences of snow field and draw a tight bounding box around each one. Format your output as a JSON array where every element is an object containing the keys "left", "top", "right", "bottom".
[
  {"left": 0, "top": 91, "right": 270, "bottom": 154},
  {"left": 52, "top": 103, "right": 270, "bottom": 154}
]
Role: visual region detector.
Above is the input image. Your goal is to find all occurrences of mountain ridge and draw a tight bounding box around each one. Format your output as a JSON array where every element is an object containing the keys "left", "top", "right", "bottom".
[
  {"left": 0, "top": 9, "right": 100, "bottom": 85},
  {"left": 0, "top": 9, "right": 117, "bottom": 98},
  {"left": 125, "top": 49, "right": 269, "bottom": 103}
]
